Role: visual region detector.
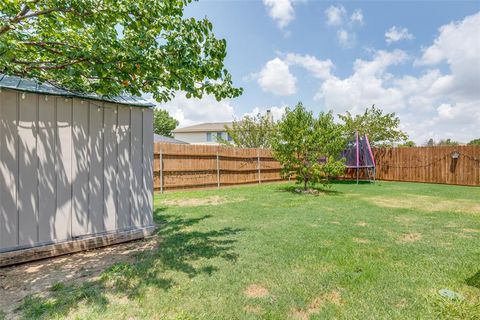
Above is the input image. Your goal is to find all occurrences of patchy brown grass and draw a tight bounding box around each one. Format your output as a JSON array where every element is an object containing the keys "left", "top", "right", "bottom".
[
  {"left": 369, "top": 195, "right": 480, "bottom": 214},
  {"left": 353, "top": 238, "right": 371, "bottom": 244},
  {"left": 462, "top": 228, "right": 480, "bottom": 233},
  {"left": 291, "top": 290, "right": 342, "bottom": 319},
  {"left": 397, "top": 233, "right": 422, "bottom": 244},
  {"left": 395, "top": 215, "right": 418, "bottom": 226},
  {"left": 244, "top": 305, "right": 263, "bottom": 315},
  {"left": 244, "top": 284, "right": 269, "bottom": 298},
  {"left": 355, "top": 221, "right": 368, "bottom": 227},
  {"left": 0, "top": 238, "right": 157, "bottom": 318},
  {"left": 162, "top": 195, "right": 244, "bottom": 207}
]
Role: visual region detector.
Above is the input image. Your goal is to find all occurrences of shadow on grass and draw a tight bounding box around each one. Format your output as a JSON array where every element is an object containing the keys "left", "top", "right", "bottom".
[
  {"left": 330, "top": 179, "right": 373, "bottom": 185},
  {"left": 278, "top": 184, "right": 342, "bottom": 195},
  {"left": 17, "top": 210, "right": 243, "bottom": 319},
  {"left": 466, "top": 270, "right": 480, "bottom": 289}
]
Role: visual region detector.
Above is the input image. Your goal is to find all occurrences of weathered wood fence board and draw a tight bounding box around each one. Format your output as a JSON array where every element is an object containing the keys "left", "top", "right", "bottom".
[
  {"left": 154, "top": 143, "right": 480, "bottom": 191},
  {"left": 154, "top": 144, "right": 284, "bottom": 191},
  {"left": 342, "top": 145, "right": 480, "bottom": 186},
  {"left": 370, "top": 145, "right": 480, "bottom": 186}
]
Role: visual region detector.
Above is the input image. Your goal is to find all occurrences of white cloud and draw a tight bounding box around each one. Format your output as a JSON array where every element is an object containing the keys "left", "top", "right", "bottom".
[
  {"left": 350, "top": 9, "right": 364, "bottom": 25},
  {"left": 263, "top": 0, "right": 295, "bottom": 29},
  {"left": 242, "top": 105, "right": 287, "bottom": 121},
  {"left": 416, "top": 12, "right": 480, "bottom": 101},
  {"left": 152, "top": 93, "right": 235, "bottom": 127},
  {"left": 314, "top": 11, "right": 480, "bottom": 144},
  {"left": 252, "top": 53, "right": 334, "bottom": 94},
  {"left": 337, "top": 29, "right": 355, "bottom": 48},
  {"left": 256, "top": 58, "right": 297, "bottom": 95},
  {"left": 284, "top": 53, "right": 334, "bottom": 80},
  {"left": 325, "top": 5, "right": 346, "bottom": 26},
  {"left": 385, "top": 26, "right": 414, "bottom": 44}
]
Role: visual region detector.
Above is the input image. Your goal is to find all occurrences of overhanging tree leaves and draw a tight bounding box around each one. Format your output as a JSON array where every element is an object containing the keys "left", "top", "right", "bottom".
[
  {"left": 218, "top": 112, "right": 275, "bottom": 148},
  {"left": 153, "top": 108, "right": 178, "bottom": 137},
  {"left": 339, "top": 105, "right": 408, "bottom": 147},
  {"left": 468, "top": 138, "right": 480, "bottom": 146},
  {"left": 271, "top": 103, "right": 346, "bottom": 190},
  {"left": 0, "top": 0, "right": 242, "bottom": 101}
]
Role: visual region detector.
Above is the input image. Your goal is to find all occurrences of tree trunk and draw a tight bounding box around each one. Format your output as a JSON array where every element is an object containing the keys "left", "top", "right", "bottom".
[{"left": 304, "top": 178, "right": 308, "bottom": 191}]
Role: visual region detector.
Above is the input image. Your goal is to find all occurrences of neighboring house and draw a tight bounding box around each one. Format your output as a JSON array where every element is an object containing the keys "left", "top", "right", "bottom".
[
  {"left": 154, "top": 134, "right": 188, "bottom": 144},
  {"left": 172, "top": 122, "right": 234, "bottom": 145}
]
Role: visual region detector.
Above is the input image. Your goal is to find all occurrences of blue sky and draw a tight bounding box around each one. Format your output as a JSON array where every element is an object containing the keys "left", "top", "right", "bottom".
[{"left": 156, "top": 0, "right": 480, "bottom": 144}]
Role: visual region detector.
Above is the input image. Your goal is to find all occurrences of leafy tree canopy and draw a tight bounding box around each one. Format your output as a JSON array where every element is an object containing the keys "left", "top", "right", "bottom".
[
  {"left": 399, "top": 140, "right": 416, "bottom": 147},
  {"left": 153, "top": 108, "right": 178, "bottom": 137},
  {"left": 271, "top": 102, "right": 346, "bottom": 190},
  {"left": 338, "top": 105, "right": 408, "bottom": 147},
  {"left": 425, "top": 138, "right": 435, "bottom": 147},
  {"left": 467, "top": 138, "right": 480, "bottom": 145},
  {"left": 437, "top": 138, "right": 460, "bottom": 146},
  {"left": 0, "top": 0, "right": 242, "bottom": 101},
  {"left": 218, "top": 112, "right": 275, "bottom": 148}
]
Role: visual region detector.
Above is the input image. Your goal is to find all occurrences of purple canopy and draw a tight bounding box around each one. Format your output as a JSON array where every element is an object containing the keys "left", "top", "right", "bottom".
[
  {"left": 342, "top": 132, "right": 376, "bottom": 183},
  {"left": 342, "top": 132, "right": 375, "bottom": 168}
]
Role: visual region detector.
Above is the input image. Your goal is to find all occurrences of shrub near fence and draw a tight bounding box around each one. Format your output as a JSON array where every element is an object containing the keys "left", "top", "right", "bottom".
[
  {"left": 154, "top": 144, "right": 480, "bottom": 191},
  {"left": 153, "top": 143, "right": 284, "bottom": 191}
]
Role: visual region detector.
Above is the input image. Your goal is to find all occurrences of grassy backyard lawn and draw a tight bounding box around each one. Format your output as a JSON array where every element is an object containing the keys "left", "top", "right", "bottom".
[{"left": 14, "top": 181, "right": 480, "bottom": 319}]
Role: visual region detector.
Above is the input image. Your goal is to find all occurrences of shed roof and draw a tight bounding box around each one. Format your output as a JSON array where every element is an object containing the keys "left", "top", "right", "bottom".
[
  {"left": 173, "top": 122, "right": 233, "bottom": 133},
  {"left": 0, "top": 74, "right": 155, "bottom": 107}
]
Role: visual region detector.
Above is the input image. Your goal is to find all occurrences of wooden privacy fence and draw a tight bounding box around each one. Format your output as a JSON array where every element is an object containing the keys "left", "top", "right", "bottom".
[
  {"left": 154, "top": 144, "right": 480, "bottom": 191},
  {"left": 371, "top": 145, "right": 480, "bottom": 186},
  {"left": 154, "top": 143, "right": 284, "bottom": 191}
]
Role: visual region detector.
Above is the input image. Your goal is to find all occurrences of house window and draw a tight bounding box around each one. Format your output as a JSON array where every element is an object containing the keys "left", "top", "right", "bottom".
[
  {"left": 207, "top": 132, "right": 227, "bottom": 142},
  {"left": 207, "top": 132, "right": 214, "bottom": 142}
]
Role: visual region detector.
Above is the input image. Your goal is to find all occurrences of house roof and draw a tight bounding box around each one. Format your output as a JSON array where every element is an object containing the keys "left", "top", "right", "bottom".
[
  {"left": 173, "top": 122, "right": 233, "bottom": 133},
  {"left": 0, "top": 74, "right": 155, "bottom": 107},
  {"left": 154, "top": 134, "right": 188, "bottom": 144}
]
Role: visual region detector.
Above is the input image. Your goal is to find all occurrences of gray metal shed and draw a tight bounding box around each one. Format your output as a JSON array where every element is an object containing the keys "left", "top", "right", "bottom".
[{"left": 0, "top": 75, "right": 155, "bottom": 266}]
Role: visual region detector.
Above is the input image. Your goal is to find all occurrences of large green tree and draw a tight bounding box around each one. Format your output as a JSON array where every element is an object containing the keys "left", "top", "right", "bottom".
[
  {"left": 0, "top": 0, "right": 242, "bottom": 101},
  {"left": 467, "top": 138, "right": 480, "bottom": 145},
  {"left": 218, "top": 112, "right": 276, "bottom": 148},
  {"left": 153, "top": 108, "right": 178, "bottom": 137},
  {"left": 271, "top": 103, "right": 346, "bottom": 190},
  {"left": 339, "top": 105, "right": 408, "bottom": 146},
  {"left": 437, "top": 138, "right": 459, "bottom": 146}
]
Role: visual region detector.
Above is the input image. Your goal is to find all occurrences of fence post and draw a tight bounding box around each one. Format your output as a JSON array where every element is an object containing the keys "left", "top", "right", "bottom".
[
  {"left": 160, "top": 148, "right": 164, "bottom": 194},
  {"left": 216, "top": 151, "right": 220, "bottom": 188},
  {"left": 257, "top": 149, "right": 261, "bottom": 184}
]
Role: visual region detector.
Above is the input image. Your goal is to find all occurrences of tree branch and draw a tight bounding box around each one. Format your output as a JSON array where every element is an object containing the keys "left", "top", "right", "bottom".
[{"left": 0, "top": 5, "right": 73, "bottom": 35}]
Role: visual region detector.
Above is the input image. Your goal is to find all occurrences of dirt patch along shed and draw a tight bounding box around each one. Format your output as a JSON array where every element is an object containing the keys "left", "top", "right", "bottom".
[{"left": 0, "top": 75, "right": 155, "bottom": 266}]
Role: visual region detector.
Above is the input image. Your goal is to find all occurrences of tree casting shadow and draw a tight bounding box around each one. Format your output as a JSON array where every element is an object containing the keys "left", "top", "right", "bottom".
[
  {"left": 278, "top": 184, "right": 342, "bottom": 195},
  {"left": 466, "top": 270, "right": 480, "bottom": 289},
  {"left": 17, "top": 209, "right": 243, "bottom": 319}
]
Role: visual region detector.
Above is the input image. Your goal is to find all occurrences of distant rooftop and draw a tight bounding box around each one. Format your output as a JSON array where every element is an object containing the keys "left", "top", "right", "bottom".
[
  {"left": 173, "top": 122, "right": 233, "bottom": 133},
  {"left": 154, "top": 134, "right": 188, "bottom": 144},
  {"left": 0, "top": 74, "right": 155, "bottom": 107}
]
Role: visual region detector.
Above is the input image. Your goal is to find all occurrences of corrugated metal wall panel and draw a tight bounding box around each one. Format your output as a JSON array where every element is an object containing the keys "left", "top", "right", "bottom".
[
  {"left": 143, "top": 109, "right": 154, "bottom": 226},
  {"left": 0, "top": 90, "right": 19, "bottom": 249},
  {"left": 18, "top": 93, "right": 38, "bottom": 246},
  {"left": 38, "top": 95, "right": 56, "bottom": 243},
  {"left": 88, "top": 102, "right": 105, "bottom": 235},
  {"left": 56, "top": 97, "right": 73, "bottom": 242},
  {"left": 130, "top": 108, "right": 143, "bottom": 227},
  {"left": 117, "top": 106, "right": 131, "bottom": 230},
  {"left": 72, "top": 99, "right": 89, "bottom": 237},
  {"left": 0, "top": 89, "right": 154, "bottom": 253},
  {"left": 103, "top": 103, "right": 118, "bottom": 232}
]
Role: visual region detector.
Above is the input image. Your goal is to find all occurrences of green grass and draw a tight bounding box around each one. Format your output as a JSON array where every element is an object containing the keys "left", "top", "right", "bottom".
[{"left": 16, "top": 181, "right": 480, "bottom": 319}]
